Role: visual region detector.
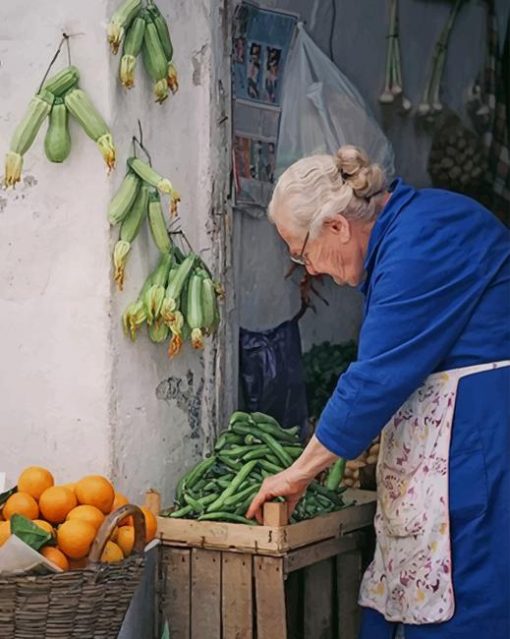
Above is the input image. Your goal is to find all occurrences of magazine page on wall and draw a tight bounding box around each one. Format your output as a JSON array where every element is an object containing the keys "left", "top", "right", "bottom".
[{"left": 232, "top": 2, "right": 299, "bottom": 217}]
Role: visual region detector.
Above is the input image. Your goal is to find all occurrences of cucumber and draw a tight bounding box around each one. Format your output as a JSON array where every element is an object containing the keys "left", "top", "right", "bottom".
[
  {"left": 224, "top": 484, "right": 259, "bottom": 508},
  {"left": 228, "top": 411, "right": 253, "bottom": 426},
  {"left": 250, "top": 411, "right": 280, "bottom": 427},
  {"left": 206, "top": 460, "right": 258, "bottom": 513},
  {"left": 231, "top": 423, "right": 293, "bottom": 467},
  {"left": 198, "top": 512, "right": 257, "bottom": 525},
  {"left": 217, "top": 456, "right": 243, "bottom": 472},
  {"left": 258, "top": 459, "right": 285, "bottom": 474},
  {"left": 326, "top": 458, "right": 346, "bottom": 491},
  {"left": 214, "top": 432, "right": 244, "bottom": 451},
  {"left": 242, "top": 446, "right": 271, "bottom": 461},
  {"left": 169, "top": 505, "right": 193, "bottom": 518}
]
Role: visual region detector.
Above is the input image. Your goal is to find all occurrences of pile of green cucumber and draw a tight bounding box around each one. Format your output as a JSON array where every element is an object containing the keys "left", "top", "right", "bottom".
[{"left": 163, "top": 411, "right": 349, "bottom": 525}]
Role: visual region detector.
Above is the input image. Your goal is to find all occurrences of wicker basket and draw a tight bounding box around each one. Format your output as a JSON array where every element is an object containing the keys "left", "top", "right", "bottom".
[{"left": 0, "top": 504, "right": 146, "bottom": 638}]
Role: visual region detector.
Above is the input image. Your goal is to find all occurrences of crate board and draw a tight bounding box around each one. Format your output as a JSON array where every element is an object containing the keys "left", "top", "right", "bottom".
[
  {"left": 158, "top": 532, "right": 370, "bottom": 639},
  {"left": 157, "top": 489, "right": 376, "bottom": 555}
]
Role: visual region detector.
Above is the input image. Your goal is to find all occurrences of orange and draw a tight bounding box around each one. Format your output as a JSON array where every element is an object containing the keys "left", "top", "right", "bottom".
[
  {"left": 41, "top": 546, "right": 69, "bottom": 571},
  {"left": 39, "top": 486, "right": 77, "bottom": 524},
  {"left": 66, "top": 505, "right": 105, "bottom": 531},
  {"left": 61, "top": 483, "right": 76, "bottom": 494},
  {"left": 75, "top": 476, "right": 115, "bottom": 515},
  {"left": 0, "top": 521, "right": 11, "bottom": 546},
  {"left": 68, "top": 557, "right": 89, "bottom": 570},
  {"left": 33, "top": 519, "right": 55, "bottom": 537},
  {"left": 17, "top": 466, "right": 54, "bottom": 501},
  {"left": 116, "top": 526, "right": 134, "bottom": 557},
  {"left": 112, "top": 492, "right": 128, "bottom": 511},
  {"left": 141, "top": 506, "right": 157, "bottom": 542},
  {"left": 3, "top": 492, "right": 39, "bottom": 520},
  {"left": 57, "top": 520, "right": 96, "bottom": 560},
  {"left": 100, "top": 541, "right": 124, "bottom": 564},
  {"left": 112, "top": 492, "right": 132, "bottom": 526}
]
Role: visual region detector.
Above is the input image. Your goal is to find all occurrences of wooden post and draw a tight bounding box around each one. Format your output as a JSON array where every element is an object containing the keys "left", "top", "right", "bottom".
[
  {"left": 144, "top": 489, "right": 161, "bottom": 516},
  {"left": 263, "top": 501, "right": 288, "bottom": 527}
]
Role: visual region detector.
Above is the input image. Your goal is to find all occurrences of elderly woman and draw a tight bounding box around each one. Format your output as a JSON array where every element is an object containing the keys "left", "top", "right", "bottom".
[{"left": 246, "top": 146, "right": 510, "bottom": 639}]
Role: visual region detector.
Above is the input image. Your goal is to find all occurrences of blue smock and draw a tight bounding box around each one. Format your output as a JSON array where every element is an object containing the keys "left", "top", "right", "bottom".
[{"left": 315, "top": 179, "right": 510, "bottom": 639}]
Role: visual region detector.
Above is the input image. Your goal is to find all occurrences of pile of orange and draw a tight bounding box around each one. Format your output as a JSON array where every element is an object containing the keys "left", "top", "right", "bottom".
[{"left": 0, "top": 466, "right": 156, "bottom": 572}]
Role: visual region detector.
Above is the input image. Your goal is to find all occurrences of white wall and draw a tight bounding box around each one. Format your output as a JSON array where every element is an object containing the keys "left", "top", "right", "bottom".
[
  {"left": 0, "top": 0, "right": 231, "bottom": 515},
  {"left": 106, "top": 0, "right": 231, "bottom": 507},
  {"left": 0, "top": 0, "right": 114, "bottom": 483}
]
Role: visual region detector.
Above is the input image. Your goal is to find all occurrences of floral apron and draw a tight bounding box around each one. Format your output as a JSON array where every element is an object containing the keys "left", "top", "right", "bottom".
[{"left": 358, "top": 360, "right": 510, "bottom": 625}]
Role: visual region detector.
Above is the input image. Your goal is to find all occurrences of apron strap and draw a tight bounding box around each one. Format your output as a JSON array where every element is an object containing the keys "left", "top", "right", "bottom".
[{"left": 432, "top": 360, "right": 510, "bottom": 383}]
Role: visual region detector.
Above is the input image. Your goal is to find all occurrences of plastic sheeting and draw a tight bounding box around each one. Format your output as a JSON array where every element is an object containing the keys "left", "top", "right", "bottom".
[
  {"left": 239, "top": 315, "right": 308, "bottom": 435},
  {"left": 276, "top": 23, "right": 395, "bottom": 179}
]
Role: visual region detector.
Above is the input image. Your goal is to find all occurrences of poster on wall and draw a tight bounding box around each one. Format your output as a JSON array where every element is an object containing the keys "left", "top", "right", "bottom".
[{"left": 232, "top": 2, "right": 298, "bottom": 217}]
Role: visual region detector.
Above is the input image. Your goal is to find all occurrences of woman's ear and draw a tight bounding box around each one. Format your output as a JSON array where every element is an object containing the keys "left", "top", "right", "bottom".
[{"left": 324, "top": 214, "right": 351, "bottom": 243}]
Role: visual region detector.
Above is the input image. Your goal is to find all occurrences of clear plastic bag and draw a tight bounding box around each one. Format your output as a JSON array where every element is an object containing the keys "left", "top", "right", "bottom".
[{"left": 276, "top": 23, "right": 395, "bottom": 179}]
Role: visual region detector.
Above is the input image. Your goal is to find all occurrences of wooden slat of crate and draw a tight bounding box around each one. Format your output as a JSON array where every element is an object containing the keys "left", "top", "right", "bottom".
[
  {"left": 284, "top": 491, "right": 376, "bottom": 550},
  {"left": 303, "top": 558, "right": 335, "bottom": 639},
  {"left": 160, "top": 547, "right": 191, "bottom": 639},
  {"left": 158, "top": 516, "right": 284, "bottom": 554},
  {"left": 190, "top": 549, "right": 222, "bottom": 639},
  {"left": 254, "top": 556, "right": 287, "bottom": 639},
  {"left": 157, "top": 489, "right": 376, "bottom": 555},
  {"left": 336, "top": 548, "right": 363, "bottom": 639},
  {"left": 221, "top": 553, "right": 253, "bottom": 639},
  {"left": 285, "top": 570, "right": 303, "bottom": 639},
  {"left": 159, "top": 530, "right": 372, "bottom": 639},
  {"left": 285, "top": 534, "right": 358, "bottom": 574}
]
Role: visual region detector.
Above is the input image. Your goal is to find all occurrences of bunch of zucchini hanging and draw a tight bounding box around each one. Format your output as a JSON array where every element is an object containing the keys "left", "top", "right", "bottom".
[
  {"left": 109, "top": 157, "right": 220, "bottom": 357},
  {"left": 3, "top": 66, "right": 115, "bottom": 188},
  {"left": 108, "top": 154, "right": 180, "bottom": 290},
  {"left": 122, "top": 247, "right": 221, "bottom": 358},
  {"left": 107, "top": 0, "right": 178, "bottom": 103},
  {"left": 164, "top": 411, "right": 348, "bottom": 525}
]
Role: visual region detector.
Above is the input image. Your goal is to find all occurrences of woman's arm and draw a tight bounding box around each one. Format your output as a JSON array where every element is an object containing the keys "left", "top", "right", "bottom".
[{"left": 246, "top": 435, "right": 337, "bottom": 523}]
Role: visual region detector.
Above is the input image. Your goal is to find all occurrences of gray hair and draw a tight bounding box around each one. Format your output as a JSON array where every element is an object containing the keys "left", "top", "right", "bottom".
[{"left": 268, "top": 145, "right": 387, "bottom": 238}]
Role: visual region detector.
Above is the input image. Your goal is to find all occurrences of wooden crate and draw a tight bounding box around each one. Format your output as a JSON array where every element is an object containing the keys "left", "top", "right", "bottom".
[
  {"left": 157, "top": 489, "right": 375, "bottom": 555},
  {"left": 156, "top": 489, "right": 376, "bottom": 639}
]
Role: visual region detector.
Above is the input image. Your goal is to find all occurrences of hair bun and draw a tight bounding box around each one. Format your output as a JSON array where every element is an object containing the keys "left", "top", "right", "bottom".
[
  {"left": 335, "top": 145, "right": 385, "bottom": 199},
  {"left": 335, "top": 145, "right": 369, "bottom": 177}
]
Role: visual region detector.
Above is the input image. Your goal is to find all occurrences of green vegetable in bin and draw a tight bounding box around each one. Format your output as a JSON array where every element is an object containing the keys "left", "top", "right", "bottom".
[
  {"left": 164, "top": 410, "right": 351, "bottom": 526},
  {"left": 303, "top": 340, "right": 357, "bottom": 419},
  {"left": 326, "top": 458, "right": 346, "bottom": 491}
]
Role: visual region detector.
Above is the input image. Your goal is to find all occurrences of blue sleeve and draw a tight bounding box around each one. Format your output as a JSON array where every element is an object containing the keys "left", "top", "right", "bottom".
[{"left": 315, "top": 231, "right": 495, "bottom": 459}]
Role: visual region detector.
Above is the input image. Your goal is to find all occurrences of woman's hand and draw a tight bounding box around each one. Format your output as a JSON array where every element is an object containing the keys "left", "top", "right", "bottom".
[
  {"left": 245, "top": 466, "right": 312, "bottom": 524},
  {"left": 245, "top": 434, "right": 339, "bottom": 524}
]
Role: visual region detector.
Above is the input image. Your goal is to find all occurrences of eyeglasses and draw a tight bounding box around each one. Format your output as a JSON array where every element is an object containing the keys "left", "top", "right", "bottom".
[{"left": 290, "top": 231, "right": 310, "bottom": 266}]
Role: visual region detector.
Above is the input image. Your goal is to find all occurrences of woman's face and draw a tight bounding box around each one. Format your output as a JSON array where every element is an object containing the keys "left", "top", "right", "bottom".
[{"left": 275, "top": 209, "right": 374, "bottom": 287}]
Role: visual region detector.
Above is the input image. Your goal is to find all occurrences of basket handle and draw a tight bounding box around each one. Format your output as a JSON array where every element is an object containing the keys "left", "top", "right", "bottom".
[{"left": 88, "top": 504, "right": 146, "bottom": 564}]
